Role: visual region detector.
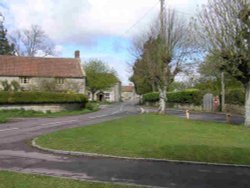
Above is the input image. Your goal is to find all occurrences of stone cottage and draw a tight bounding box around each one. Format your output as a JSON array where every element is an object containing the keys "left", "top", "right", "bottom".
[
  {"left": 88, "top": 82, "right": 122, "bottom": 103},
  {"left": 122, "top": 84, "right": 137, "bottom": 101},
  {"left": 0, "top": 51, "right": 86, "bottom": 93}
]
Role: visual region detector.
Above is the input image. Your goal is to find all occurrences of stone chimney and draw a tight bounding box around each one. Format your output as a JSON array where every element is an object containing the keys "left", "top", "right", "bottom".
[{"left": 75, "top": 50, "right": 80, "bottom": 58}]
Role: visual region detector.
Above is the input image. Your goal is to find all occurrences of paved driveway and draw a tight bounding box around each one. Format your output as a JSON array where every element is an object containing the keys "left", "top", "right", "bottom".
[{"left": 0, "top": 101, "right": 249, "bottom": 188}]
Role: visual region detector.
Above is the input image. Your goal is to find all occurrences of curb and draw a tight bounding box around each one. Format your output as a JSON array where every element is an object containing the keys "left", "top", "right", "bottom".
[
  {"left": 32, "top": 138, "right": 250, "bottom": 168},
  {"left": 140, "top": 105, "right": 244, "bottom": 117}
]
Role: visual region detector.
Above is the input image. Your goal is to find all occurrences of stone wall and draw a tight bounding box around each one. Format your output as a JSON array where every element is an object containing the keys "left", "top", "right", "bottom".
[
  {"left": 0, "top": 77, "right": 86, "bottom": 94},
  {"left": 0, "top": 103, "right": 83, "bottom": 113},
  {"left": 224, "top": 104, "right": 245, "bottom": 115}
]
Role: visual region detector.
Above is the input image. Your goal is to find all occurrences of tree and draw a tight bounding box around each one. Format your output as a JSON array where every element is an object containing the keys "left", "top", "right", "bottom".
[
  {"left": 10, "top": 25, "right": 55, "bottom": 57},
  {"left": 85, "top": 60, "right": 119, "bottom": 101},
  {"left": 130, "top": 58, "right": 155, "bottom": 95},
  {"left": 131, "top": 6, "right": 193, "bottom": 114},
  {"left": 194, "top": 0, "right": 250, "bottom": 126},
  {"left": 0, "top": 13, "right": 15, "bottom": 55}
]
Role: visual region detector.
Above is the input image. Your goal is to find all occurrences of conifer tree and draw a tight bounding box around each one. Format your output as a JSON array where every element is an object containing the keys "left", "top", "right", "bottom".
[{"left": 0, "top": 13, "right": 15, "bottom": 55}]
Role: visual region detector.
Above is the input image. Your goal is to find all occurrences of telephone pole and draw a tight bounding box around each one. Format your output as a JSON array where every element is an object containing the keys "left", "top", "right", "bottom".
[{"left": 160, "top": 0, "right": 165, "bottom": 39}]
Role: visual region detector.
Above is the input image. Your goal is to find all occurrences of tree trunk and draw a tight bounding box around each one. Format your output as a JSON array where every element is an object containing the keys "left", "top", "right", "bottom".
[
  {"left": 221, "top": 72, "right": 225, "bottom": 112},
  {"left": 245, "top": 83, "right": 250, "bottom": 127},
  {"left": 91, "top": 91, "right": 96, "bottom": 101},
  {"left": 158, "top": 86, "right": 167, "bottom": 114},
  {"left": 152, "top": 83, "right": 156, "bottom": 92}
]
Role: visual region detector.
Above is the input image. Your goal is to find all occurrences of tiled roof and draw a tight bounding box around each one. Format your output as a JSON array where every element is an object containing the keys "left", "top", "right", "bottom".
[
  {"left": 122, "top": 86, "right": 134, "bottom": 92},
  {"left": 0, "top": 55, "right": 85, "bottom": 78}
]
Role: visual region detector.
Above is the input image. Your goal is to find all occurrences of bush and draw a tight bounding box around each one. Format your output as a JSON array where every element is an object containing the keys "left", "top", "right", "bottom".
[
  {"left": 1, "top": 80, "right": 21, "bottom": 92},
  {"left": 168, "top": 89, "right": 203, "bottom": 105},
  {"left": 0, "top": 92, "right": 88, "bottom": 106},
  {"left": 143, "top": 89, "right": 203, "bottom": 105},
  {"left": 143, "top": 92, "right": 160, "bottom": 103},
  {"left": 225, "top": 89, "right": 245, "bottom": 105}
]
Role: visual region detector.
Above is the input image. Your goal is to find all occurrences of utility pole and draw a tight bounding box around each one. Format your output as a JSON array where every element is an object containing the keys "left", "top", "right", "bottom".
[
  {"left": 160, "top": 0, "right": 165, "bottom": 39},
  {"left": 221, "top": 71, "right": 225, "bottom": 112}
]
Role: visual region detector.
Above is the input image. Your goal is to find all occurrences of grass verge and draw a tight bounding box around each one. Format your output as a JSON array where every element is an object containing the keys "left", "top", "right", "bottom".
[
  {"left": 36, "top": 114, "right": 250, "bottom": 165},
  {"left": 0, "top": 171, "right": 133, "bottom": 188},
  {"left": 0, "top": 102, "right": 99, "bottom": 123}
]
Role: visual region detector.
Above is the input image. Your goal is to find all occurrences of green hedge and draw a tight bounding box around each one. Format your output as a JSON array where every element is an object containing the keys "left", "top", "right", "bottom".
[
  {"left": 143, "top": 89, "right": 203, "bottom": 105},
  {"left": 225, "top": 89, "right": 245, "bottom": 105},
  {"left": 0, "top": 92, "right": 88, "bottom": 106},
  {"left": 142, "top": 92, "right": 160, "bottom": 103}
]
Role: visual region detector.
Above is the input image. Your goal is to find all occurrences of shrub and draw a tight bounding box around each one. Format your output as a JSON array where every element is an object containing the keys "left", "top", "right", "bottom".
[
  {"left": 0, "top": 92, "right": 88, "bottom": 106},
  {"left": 1, "top": 80, "right": 11, "bottom": 91},
  {"left": 11, "top": 81, "right": 21, "bottom": 92},
  {"left": 225, "top": 89, "right": 245, "bottom": 105},
  {"left": 1, "top": 80, "right": 21, "bottom": 92},
  {"left": 143, "top": 92, "right": 160, "bottom": 103},
  {"left": 168, "top": 89, "right": 203, "bottom": 105},
  {"left": 143, "top": 89, "right": 203, "bottom": 105}
]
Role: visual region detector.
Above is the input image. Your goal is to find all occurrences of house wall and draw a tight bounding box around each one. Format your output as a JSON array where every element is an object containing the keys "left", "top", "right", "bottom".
[
  {"left": 0, "top": 77, "right": 86, "bottom": 94},
  {"left": 88, "top": 82, "right": 121, "bottom": 102},
  {"left": 122, "top": 91, "right": 137, "bottom": 101}
]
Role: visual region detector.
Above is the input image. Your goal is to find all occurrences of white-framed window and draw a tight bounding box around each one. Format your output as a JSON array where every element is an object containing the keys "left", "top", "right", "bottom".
[
  {"left": 56, "top": 78, "right": 65, "bottom": 85},
  {"left": 104, "top": 93, "right": 110, "bottom": 100},
  {"left": 19, "top": 77, "right": 30, "bottom": 84}
]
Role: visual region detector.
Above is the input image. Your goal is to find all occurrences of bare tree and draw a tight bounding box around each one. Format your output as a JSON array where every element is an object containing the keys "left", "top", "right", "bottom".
[
  {"left": 194, "top": 0, "right": 250, "bottom": 126},
  {"left": 10, "top": 25, "right": 55, "bottom": 57},
  {"left": 135, "top": 8, "right": 192, "bottom": 114}
]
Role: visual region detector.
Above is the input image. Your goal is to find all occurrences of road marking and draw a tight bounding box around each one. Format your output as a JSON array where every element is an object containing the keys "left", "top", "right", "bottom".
[
  {"left": 41, "top": 120, "right": 78, "bottom": 126},
  {"left": 89, "top": 114, "right": 108, "bottom": 119},
  {"left": 0, "top": 128, "right": 19, "bottom": 132},
  {"left": 89, "top": 104, "right": 125, "bottom": 119}
]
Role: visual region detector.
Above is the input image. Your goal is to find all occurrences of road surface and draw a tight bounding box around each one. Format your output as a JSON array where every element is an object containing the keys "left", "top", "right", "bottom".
[{"left": 0, "top": 101, "right": 249, "bottom": 188}]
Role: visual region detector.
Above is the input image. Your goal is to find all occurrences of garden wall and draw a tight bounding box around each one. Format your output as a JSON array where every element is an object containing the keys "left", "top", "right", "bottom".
[
  {"left": 0, "top": 91, "right": 88, "bottom": 113},
  {"left": 0, "top": 103, "right": 83, "bottom": 113}
]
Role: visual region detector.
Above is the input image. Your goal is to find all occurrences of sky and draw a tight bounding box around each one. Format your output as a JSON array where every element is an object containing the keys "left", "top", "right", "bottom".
[{"left": 0, "top": 0, "right": 207, "bottom": 84}]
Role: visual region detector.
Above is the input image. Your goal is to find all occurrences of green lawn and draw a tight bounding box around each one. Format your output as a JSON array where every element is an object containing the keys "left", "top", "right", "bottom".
[
  {"left": 36, "top": 114, "right": 250, "bottom": 165},
  {"left": 0, "top": 171, "right": 133, "bottom": 188}
]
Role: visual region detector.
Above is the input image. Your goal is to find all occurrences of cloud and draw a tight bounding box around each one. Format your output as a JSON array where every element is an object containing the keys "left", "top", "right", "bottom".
[
  {"left": 2, "top": 0, "right": 207, "bottom": 46},
  {"left": 1, "top": 0, "right": 208, "bottom": 84},
  {"left": 2, "top": 0, "right": 159, "bottom": 45}
]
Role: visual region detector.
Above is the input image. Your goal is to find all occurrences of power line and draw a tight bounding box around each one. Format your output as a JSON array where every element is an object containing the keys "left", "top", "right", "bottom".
[{"left": 122, "top": 1, "right": 160, "bottom": 36}]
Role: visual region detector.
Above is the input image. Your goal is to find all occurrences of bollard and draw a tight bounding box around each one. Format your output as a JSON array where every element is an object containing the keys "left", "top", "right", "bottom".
[
  {"left": 226, "top": 113, "right": 232, "bottom": 124},
  {"left": 186, "top": 110, "right": 190, "bottom": 120}
]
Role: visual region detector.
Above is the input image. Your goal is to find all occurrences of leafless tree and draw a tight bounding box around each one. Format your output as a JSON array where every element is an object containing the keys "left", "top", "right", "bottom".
[
  {"left": 10, "top": 25, "right": 55, "bottom": 57},
  {"left": 131, "top": 8, "right": 194, "bottom": 114},
  {"left": 194, "top": 0, "right": 250, "bottom": 126}
]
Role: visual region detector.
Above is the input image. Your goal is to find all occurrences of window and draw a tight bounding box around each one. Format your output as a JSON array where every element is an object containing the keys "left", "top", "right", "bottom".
[
  {"left": 104, "top": 93, "right": 110, "bottom": 100},
  {"left": 20, "top": 77, "right": 30, "bottom": 84},
  {"left": 56, "top": 78, "right": 65, "bottom": 85}
]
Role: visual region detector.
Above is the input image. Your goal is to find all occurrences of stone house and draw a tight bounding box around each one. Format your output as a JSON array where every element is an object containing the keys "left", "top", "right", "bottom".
[
  {"left": 122, "top": 85, "right": 137, "bottom": 101},
  {"left": 88, "top": 82, "right": 122, "bottom": 102},
  {"left": 0, "top": 51, "right": 86, "bottom": 93}
]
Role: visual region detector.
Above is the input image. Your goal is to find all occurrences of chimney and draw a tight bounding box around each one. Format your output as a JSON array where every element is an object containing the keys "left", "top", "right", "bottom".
[{"left": 75, "top": 50, "right": 80, "bottom": 58}]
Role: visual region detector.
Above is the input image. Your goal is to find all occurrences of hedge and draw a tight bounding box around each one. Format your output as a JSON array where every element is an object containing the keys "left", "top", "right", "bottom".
[
  {"left": 225, "top": 89, "right": 245, "bottom": 105},
  {"left": 0, "top": 92, "right": 88, "bottom": 106},
  {"left": 143, "top": 89, "right": 203, "bottom": 105}
]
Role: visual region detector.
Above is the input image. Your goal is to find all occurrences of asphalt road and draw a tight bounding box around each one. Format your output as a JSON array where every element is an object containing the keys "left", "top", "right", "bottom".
[{"left": 0, "top": 101, "right": 249, "bottom": 188}]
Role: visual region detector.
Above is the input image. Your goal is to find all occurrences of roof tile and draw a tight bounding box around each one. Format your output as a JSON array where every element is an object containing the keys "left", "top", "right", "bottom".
[{"left": 0, "top": 55, "right": 85, "bottom": 78}]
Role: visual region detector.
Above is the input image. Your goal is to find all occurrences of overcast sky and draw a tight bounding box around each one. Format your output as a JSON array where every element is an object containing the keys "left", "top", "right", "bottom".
[{"left": 0, "top": 0, "right": 207, "bottom": 84}]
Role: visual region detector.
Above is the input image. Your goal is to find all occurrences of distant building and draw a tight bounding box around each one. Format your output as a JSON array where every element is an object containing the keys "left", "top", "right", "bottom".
[
  {"left": 122, "top": 84, "right": 137, "bottom": 101},
  {"left": 88, "top": 82, "right": 121, "bottom": 103},
  {"left": 0, "top": 51, "right": 86, "bottom": 93}
]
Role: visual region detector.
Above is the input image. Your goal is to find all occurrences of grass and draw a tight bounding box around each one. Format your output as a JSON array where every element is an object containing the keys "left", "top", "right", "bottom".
[
  {"left": 0, "top": 171, "right": 133, "bottom": 188},
  {"left": 0, "top": 102, "right": 99, "bottom": 123},
  {"left": 36, "top": 114, "right": 250, "bottom": 165}
]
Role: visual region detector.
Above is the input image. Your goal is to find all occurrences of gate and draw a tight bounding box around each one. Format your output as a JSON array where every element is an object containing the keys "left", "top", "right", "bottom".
[{"left": 203, "top": 93, "right": 213, "bottom": 112}]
